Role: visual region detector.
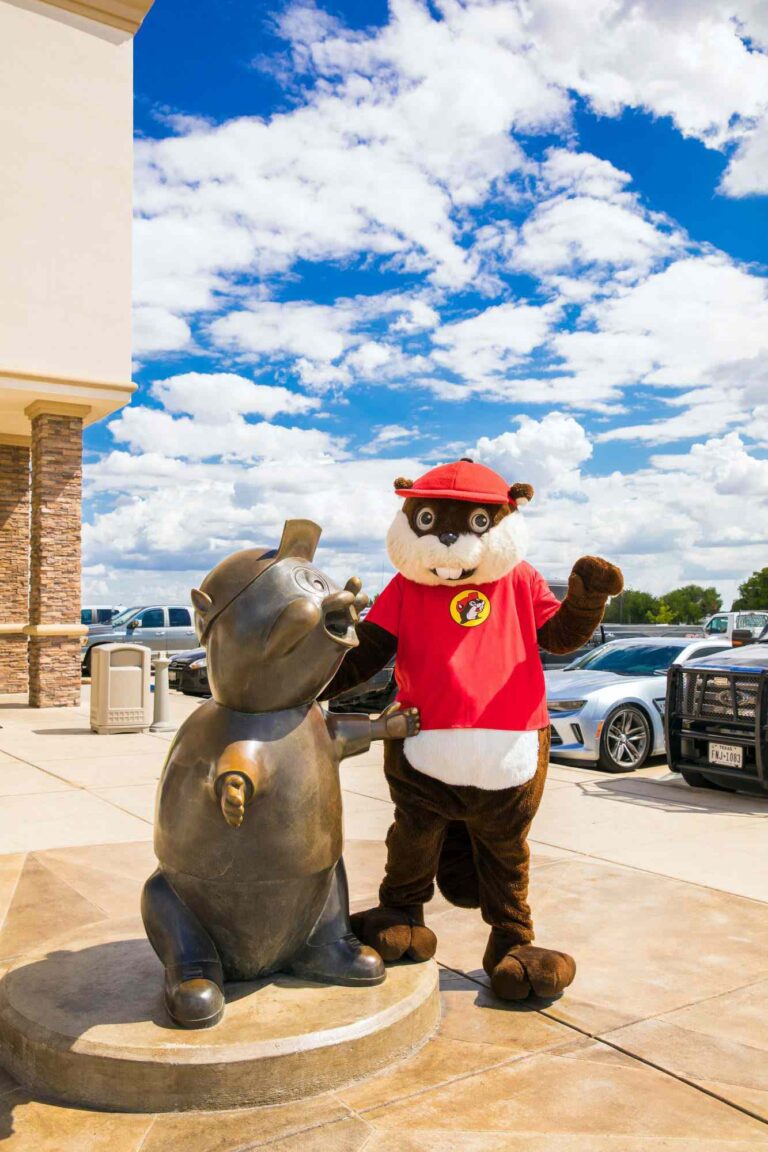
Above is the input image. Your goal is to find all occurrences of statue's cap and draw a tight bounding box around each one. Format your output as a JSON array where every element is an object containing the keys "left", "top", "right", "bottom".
[{"left": 194, "top": 519, "right": 322, "bottom": 642}]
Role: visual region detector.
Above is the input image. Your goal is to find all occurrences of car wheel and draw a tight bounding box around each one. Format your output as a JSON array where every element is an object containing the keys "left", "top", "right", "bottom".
[
  {"left": 82, "top": 648, "right": 92, "bottom": 677},
  {"left": 680, "top": 768, "right": 734, "bottom": 792},
  {"left": 598, "top": 705, "right": 652, "bottom": 773}
]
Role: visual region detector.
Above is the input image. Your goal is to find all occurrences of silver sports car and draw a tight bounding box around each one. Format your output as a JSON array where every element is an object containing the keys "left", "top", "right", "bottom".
[{"left": 545, "top": 636, "right": 731, "bottom": 773}]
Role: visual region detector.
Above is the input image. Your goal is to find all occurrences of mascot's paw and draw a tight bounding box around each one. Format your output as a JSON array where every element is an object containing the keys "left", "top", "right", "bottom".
[
  {"left": 571, "top": 556, "right": 624, "bottom": 599},
  {"left": 350, "top": 905, "right": 437, "bottom": 963},
  {"left": 483, "top": 935, "right": 576, "bottom": 1001}
]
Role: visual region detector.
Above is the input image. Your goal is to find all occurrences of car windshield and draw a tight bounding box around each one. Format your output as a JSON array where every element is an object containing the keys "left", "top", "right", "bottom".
[
  {"left": 565, "top": 643, "right": 686, "bottom": 676},
  {"left": 110, "top": 607, "right": 140, "bottom": 627}
]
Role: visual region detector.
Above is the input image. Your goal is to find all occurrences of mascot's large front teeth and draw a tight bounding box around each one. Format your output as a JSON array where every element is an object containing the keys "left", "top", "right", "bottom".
[{"left": 436, "top": 567, "right": 463, "bottom": 580}]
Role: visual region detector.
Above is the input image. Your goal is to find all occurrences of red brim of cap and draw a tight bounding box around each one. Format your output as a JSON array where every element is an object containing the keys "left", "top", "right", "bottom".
[{"left": 395, "top": 487, "right": 510, "bottom": 503}]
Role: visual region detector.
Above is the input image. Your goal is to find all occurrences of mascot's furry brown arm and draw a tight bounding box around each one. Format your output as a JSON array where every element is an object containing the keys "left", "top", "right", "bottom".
[{"left": 325, "top": 460, "right": 623, "bottom": 1001}]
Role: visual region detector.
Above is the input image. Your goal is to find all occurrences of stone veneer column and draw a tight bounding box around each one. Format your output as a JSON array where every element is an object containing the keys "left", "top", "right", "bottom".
[
  {"left": 26, "top": 402, "right": 89, "bottom": 708},
  {"left": 0, "top": 437, "right": 31, "bottom": 694}
]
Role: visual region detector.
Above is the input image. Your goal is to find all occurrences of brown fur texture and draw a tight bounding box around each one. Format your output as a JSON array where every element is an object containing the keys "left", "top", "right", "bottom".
[
  {"left": 537, "top": 555, "right": 624, "bottom": 654},
  {"left": 326, "top": 492, "right": 622, "bottom": 1003},
  {"left": 349, "top": 904, "right": 437, "bottom": 962},
  {"left": 352, "top": 730, "right": 577, "bottom": 1000},
  {"left": 508, "top": 482, "right": 534, "bottom": 503},
  {"left": 321, "top": 620, "right": 396, "bottom": 700},
  {"left": 482, "top": 939, "right": 576, "bottom": 1000},
  {"left": 402, "top": 497, "right": 512, "bottom": 535}
]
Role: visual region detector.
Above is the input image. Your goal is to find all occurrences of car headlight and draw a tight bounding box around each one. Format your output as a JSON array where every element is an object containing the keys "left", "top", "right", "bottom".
[
  {"left": 653, "top": 698, "right": 665, "bottom": 716},
  {"left": 189, "top": 659, "right": 206, "bottom": 670},
  {"left": 547, "top": 700, "right": 587, "bottom": 713}
]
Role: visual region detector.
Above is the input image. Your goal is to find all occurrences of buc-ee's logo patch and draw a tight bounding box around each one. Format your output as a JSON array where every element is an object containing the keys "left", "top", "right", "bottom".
[{"left": 450, "top": 589, "right": 491, "bottom": 628}]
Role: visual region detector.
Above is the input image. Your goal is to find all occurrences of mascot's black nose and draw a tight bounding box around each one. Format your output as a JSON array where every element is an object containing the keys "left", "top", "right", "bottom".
[{"left": 439, "top": 532, "right": 458, "bottom": 546}]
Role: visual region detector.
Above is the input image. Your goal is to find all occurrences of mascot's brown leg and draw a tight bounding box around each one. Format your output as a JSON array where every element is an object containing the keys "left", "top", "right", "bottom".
[
  {"left": 473, "top": 729, "right": 576, "bottom": 1001},
  {"left": 436, "top": 820, "right": 480, "bottom": 909},
  {"left": 350, "top": 740, "right": 444, "bottom": 963}
]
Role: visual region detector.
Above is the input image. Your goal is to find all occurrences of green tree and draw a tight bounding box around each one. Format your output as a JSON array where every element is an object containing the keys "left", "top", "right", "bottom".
[
  {"left": 649, "top": 598, "right": 675, "bottom": 624},
  {"left": 660, "top": 585, "right": 722, "bottom": 624},
  {"left": 603, "top": 589, "right": 659, "bottom": 624},
  {"left": 732, "top": 568, "right": 768, "bottom": 610}
]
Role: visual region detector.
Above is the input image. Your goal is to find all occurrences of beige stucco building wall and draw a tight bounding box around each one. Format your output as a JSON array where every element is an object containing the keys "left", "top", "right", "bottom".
[{"left": 0, "top": 0, "right": 154, "bottom": 704}]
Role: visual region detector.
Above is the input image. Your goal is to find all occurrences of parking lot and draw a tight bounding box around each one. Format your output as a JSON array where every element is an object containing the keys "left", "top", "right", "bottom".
[{"left": 0, "top": 686, "right": 766, "bottom": 1149}]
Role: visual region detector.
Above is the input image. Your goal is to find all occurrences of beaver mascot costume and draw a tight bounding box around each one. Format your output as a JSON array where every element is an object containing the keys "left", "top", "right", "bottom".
[{"left": 324, "top": 459, "right": 623, "bottom": 1002}]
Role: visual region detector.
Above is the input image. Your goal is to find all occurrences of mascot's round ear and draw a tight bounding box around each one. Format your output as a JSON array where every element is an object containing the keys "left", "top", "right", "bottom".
[
  {"left": 394, "top": 477, "right": 414, "bottom": 491},
  {"left": 508, "top": 482, "right": 534, "bottom": 507}
]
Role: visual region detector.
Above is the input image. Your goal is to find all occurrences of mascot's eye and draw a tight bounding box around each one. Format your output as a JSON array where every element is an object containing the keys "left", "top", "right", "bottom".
[
  {"left": 415, "top": 507, "right": 436, "bottom": 531},
  {"left": 294, "top": 567, "right": 330, "bottom": 595},
  {"left": 469, "top": 509, "right": 491, "bottom": 534}
]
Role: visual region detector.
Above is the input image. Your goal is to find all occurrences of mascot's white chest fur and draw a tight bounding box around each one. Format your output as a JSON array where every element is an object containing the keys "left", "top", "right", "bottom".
[{"left": 404, "top": 729, "right": 540, "bottom": 790}]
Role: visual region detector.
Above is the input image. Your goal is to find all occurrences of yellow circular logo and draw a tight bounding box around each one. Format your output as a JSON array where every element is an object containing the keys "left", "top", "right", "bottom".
[{"left": 450, "top": 589, "right": 491, "bottom": 628}]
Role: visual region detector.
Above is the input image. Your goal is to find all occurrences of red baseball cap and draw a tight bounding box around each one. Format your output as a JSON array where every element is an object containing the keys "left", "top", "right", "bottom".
[{"left": 395, "top": 459, "right": 511, "bottom": 504}]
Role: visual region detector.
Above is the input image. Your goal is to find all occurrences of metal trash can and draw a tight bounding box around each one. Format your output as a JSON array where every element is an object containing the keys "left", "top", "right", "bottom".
[{"left": 90, "top": 644, "right": 152, "bottom": 734}]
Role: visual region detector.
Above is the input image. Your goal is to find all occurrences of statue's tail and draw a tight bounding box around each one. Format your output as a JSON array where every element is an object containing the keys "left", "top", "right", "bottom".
[{"left": 436, "top": 821, "right": 480, "bottom": 909}]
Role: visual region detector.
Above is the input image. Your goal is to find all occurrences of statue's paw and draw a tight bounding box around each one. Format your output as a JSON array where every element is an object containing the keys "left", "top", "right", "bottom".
[
  {"left": 485, "top": 943, "right": 576, "bottom": 1002},
  {"left": 350, "top": 905, "right": 436, "bottom": 962},
  {"left": 165, "top": 966, "right": 225, "bottom": 1029},
  {"left": 571, "top": 556, "right": 624, "bottom": 597},
  {"left": 380, "top": 704, "right": 421, "bottom": 740}
]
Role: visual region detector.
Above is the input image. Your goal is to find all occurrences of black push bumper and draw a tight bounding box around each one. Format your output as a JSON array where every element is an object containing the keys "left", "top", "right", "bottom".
[{"left": 666, "top": 664, "right": 768, "bottom": 791}]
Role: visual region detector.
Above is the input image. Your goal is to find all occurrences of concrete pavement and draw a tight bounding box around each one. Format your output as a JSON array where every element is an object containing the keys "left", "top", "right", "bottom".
[{"left": 0, "top": 688, "right": 767, "bottom": 1149}]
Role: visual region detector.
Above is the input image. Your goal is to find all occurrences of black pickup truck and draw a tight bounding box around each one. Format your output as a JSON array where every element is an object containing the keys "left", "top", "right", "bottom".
[{"left": 666, "top": 629, "right": 768, "bottom": 795}]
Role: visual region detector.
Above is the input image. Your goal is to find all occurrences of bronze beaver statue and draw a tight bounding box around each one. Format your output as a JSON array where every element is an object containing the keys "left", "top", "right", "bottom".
[{"left": 142, "top": 519, "right": 420, "bottom": 1029}]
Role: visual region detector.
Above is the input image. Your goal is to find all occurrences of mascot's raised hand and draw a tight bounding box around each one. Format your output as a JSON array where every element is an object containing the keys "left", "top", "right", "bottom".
[{"left": 324, "top": 459, "right": 623, "bottom": 1003}]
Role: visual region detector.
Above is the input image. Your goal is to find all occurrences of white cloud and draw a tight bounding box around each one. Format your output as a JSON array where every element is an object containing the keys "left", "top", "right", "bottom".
[
  {"left": 150, "top": 372, "right": 321, "bottom": 422},
  {"left": 84, "top": 413, "right": 768, "bottom": 611},
  {"left": 109, "top": 406, "right": 341, "bottom": 462},
  {"left": 431, "top": 301, "right": 558, "bottom": 383},
  {"left": 361, "top": 424, "right": 421, "bottom": 454},
  {"left": 524, "top": 0, "right": 768, "bottom": 148},
  {"left": 551, "top": 256, "right": 768, "bottom": 413},
  {"left": 720, "top": 115, "right": 768, "bottom": 196},
  {"left": 473, "top": 413, "right": 593, "bottom": 496},
  {"left": 133, "top": 306, "right": 191, "bottom": 356},
  {"left": 209, "top": 300, "right": 357, "bottom": 363}
]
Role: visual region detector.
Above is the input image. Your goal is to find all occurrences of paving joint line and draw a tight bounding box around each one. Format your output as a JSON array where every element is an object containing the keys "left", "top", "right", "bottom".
[{"left": 437, "top": 961, "right": 768, "bottom": 1129}]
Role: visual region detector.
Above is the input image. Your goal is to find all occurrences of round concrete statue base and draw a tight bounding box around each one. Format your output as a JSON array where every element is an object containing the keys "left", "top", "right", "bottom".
[{"left": 0, "top": 916, "right": 440, "bottom": 1112}]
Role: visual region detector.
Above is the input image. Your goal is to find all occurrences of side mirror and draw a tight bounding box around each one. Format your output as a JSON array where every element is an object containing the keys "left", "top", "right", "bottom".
[
  {"left": 731, "top": 629, "right": 752, "bottom": 648},
  {"left": 127, "top": 618, "right": 140, "bottom": 631}
]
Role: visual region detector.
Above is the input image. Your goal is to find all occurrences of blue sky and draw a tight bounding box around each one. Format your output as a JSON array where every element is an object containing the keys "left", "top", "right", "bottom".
[{"left": 83, "top": 0, "right": 768, "bottom": 606}]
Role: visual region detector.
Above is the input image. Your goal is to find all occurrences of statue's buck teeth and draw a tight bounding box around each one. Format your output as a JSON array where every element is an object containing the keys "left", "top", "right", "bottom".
[{"left": 435, "top": 567, "right": 463, "bottom": 580}]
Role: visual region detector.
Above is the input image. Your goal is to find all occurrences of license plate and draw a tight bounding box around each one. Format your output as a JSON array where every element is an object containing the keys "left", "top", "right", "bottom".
[
  {"left": 709, "top": 742, "right": 743, "bottom": 768},
  {"left": 168, "top": 671, "right": 178, "bottom": 683}
]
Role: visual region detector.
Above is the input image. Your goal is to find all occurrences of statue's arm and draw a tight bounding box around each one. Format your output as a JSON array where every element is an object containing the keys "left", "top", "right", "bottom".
[
  {"left": 212, "top": 743, "right": 265, "bottom": 828},
  {"left": 326, "top": 705, "right": 420, "bottom": 761},
  {"left": 320, "top": 621, "right": 398, "bottom": 700},
  {"left": 537, "top": 556, "right": 624, "bottom": 655}
]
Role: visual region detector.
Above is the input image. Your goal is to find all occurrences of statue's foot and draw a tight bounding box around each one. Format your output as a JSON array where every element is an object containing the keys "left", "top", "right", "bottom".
[
  {"left": 483, "top": 932, "right": 575, "bottom": 1001},
  {"left": 350, "top": 904, "right": 437, "bottom": 963},
  {"left": 164, "top": 961, "right": 225, "bottom": 1029},
  {"left": 289, "top": 933, "right": 385, "bottom": 986}
]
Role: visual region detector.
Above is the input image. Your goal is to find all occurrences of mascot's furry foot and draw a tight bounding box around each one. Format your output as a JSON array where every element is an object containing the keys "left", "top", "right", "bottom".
[
  {"left": 483, "top": 931, "right": 576, "bottom": 1001},
  {"left": 350, "top": 904, "right": 437, "bottom": 962}
]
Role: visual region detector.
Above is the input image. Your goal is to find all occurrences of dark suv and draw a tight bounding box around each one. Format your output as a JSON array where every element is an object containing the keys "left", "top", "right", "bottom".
[{"left": 666, "top": 628, "right": 768, "bottom": 795}]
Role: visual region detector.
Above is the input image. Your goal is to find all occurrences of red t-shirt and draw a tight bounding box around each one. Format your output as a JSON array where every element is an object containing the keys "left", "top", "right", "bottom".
[{"left": 366, "top": 562, "right": 561, "bottom": 732}]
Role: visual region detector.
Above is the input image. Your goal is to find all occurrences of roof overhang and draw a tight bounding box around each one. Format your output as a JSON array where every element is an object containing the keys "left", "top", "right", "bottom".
[
  {"left": 0, "top": 369, "right": 136, "bottom": 439},
  {"left": 36, "top": 0, "right": 155, "bottom": 35}
]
